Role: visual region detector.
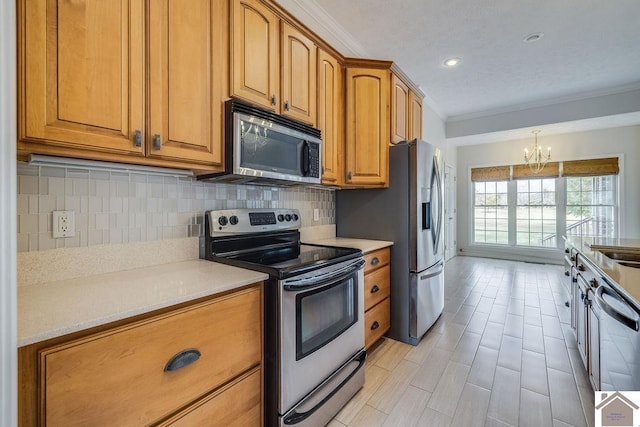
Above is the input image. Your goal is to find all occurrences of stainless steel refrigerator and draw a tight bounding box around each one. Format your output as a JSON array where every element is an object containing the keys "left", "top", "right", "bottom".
[{"left": 336, "top": 139, "right": 444, "bottom": 345}]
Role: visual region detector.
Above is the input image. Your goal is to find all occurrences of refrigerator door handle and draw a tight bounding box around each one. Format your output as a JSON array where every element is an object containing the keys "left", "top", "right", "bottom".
[{"left": 434, "top": 158, "right": 444, "bottom": 254}]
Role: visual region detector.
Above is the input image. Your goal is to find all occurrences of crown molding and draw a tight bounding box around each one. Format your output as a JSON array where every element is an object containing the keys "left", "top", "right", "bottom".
[{"left": 275, "top": 0, "right": 369, "bottom": 57}]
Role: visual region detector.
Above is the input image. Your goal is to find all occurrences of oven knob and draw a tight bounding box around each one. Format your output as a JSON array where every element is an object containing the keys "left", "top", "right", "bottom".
[
  {"left": 229, "top": 215, "right": 238, "bottom": 225},
  {"left": 292, "top": 214, "right": 299, "bottom": 221},
  {"left": 285, "top": 214, "right": 292, "bottom": 221},
  {"left": 277, "top": 214, "right": 284, "bottom": 222},
  {"left": 218, "top": 216, "right": 228, "bottom": 226}
]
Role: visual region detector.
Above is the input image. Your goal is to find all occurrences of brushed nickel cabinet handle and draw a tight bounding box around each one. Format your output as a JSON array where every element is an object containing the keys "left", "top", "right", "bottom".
[
  {"left": 153, "top": 134, "right": 161, "bottom": 150},
  {"left": 285, "top": 100, "right": 290, "bottom": 111},
  {"left": 164, "top": 348, "right": 201, "bottom": 372},
  {"left": 134, "top": 130, "right": 142, "bottom": 147},
  {"left": 371, "top": 321, "right": 380, "bottom": 330},
  {"left": 371, "top": 257, "right": 380, "bottom": 266},
  {"left": 371, "top": 285, "right": 380, "bottom": 293},
  {"left": 271, "top": 94, "right": 277, "bottom": 106}
]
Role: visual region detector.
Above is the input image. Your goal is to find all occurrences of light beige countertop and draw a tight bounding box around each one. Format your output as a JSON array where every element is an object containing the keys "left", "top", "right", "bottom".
[
  {"left": 565, "top": 236, "right": 640, "bottom": 308},
  {"left": 304, "top": 237, "right": 393, "bottom": 254},
  {"left": 18, "top": 260, "right": 268, "bottom": 347}
]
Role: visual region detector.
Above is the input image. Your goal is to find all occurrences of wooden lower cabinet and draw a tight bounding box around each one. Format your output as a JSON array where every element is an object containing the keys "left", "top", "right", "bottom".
[
  {"left": 363, "top": 247, "right": 391, "bottom": 349},
  {"left": 18, "top": 284, "right": 262, "bottom": 426},
  {"left": 160, "top": 367, "right": 261, "bottom": 427}
]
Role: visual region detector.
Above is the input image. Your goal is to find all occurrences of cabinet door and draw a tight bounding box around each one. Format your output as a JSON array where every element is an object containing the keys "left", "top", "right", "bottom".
[
  {"left": 20, "top": 0, "right": 145, "bottom": 155},
  {"left": 281, "top": 22, "right": 317, "bottom": 125},
  {"left": 345, "top": 67, "right": 390, "bottom": 187},
  {"left": 408, "top": 90, "right": 423, "bottom": 140},
  {"left": 317, "top": 49, "right": 342, "bottom": 184},
  {"left": 391, "top": 74, "right": 409, "bottom": 144},
  {"left": 231, "top": 0, "right": 279, "bottom": 111},
  {"left": 148, "top": 0, "right": 226, "bottom": 167}
]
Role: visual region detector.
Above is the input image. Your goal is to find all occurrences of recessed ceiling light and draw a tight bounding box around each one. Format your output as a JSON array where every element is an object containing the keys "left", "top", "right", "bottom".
[
  {"left": 443, "top": 57, "right": 461, "bottom": 67},
  {"left": 523, "top": 32, "right": 544, "bottom": 43}
]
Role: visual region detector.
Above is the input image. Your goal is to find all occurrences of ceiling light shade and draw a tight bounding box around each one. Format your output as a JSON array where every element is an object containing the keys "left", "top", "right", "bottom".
[
  {"left": 523, "top": 130, "right": 551, "bottom": 173},
  {"left": 523, "top": 32, "right": 544, "bottom": 43},
  {"left": 443, "top": 57, "right": 461, "bottom": 67}
]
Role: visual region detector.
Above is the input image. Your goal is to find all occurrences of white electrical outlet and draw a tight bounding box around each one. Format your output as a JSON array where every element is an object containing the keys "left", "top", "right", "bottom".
[
  {"left": 313, "top": 208, "right": 320, "bottom": 221},
  {"left": 53, "top": 211, "right": 75, "bottom": 238}
]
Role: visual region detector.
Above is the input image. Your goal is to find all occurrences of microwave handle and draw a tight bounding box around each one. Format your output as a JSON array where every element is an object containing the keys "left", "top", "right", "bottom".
[{"left": 302, "top": 140, "right": 311, "bottom": 176}]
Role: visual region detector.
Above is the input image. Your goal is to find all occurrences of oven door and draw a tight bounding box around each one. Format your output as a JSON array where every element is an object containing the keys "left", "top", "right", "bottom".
[{"left": 279, "top": 258, "right": 365, "bottom": 414}]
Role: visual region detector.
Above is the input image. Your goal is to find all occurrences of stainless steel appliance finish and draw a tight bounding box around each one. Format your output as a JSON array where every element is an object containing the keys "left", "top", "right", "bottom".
[
  {"left": 204, "top": 209, "right": 365, "bottom": 426},
  {"left": 198, "top": 100, "right": 322, "bottom": 186},
  {"left": 593, "top": 277, "right": 640, "bottom": 391},
  {"left": 279, "top": 258, "right": 365, "bottom": 425},
  {"left": 336, "top": 139, "right": 445, "bottom": 345}
]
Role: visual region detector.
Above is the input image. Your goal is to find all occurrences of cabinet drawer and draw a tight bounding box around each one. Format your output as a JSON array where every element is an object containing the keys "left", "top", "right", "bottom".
[
  {"left": 365, "top": 298, "right": 390, "bottom": 349},
  {"left": 41, "top": 286, "right": 261, "bottom": 426},
  {"left": 161, "top": 367, "right": 261, "bottom": 426},
  {"left": 364, "top": 265, "right": 390, "bottom": 311},
  {"left": 363, "top": 248, "right": 390, "bottom": 274}
]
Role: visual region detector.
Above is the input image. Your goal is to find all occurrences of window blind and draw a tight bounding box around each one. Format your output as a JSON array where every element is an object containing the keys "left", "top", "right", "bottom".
[
  {"left": 512, "top": 162, "right": 560, "bottom": 179},
  {"left": 470, "top": 166, "right": 510, "bottom": 182},
  {"left": 562, "top": 157, "right": 619, "bottom": 177}
]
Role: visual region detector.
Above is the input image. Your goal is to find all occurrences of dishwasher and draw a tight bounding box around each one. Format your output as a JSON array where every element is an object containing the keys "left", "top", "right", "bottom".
[{"left": 592, "top": 277, "right": 640, "bottom": 391}]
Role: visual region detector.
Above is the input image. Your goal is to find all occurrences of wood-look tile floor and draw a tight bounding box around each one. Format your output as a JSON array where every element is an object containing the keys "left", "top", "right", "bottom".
[{"left": 329, "top": 256, "right": 594, "bottom": 427}]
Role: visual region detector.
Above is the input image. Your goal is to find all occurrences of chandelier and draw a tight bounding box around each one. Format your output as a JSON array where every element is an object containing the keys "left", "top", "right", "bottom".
[{"left": 524, "top": 130, "right": 551, "bottom": 173}]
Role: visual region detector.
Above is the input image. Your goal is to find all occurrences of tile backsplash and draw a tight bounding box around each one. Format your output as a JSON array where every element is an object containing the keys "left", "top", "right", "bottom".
[{"left": 17, "top": 162, "right": 335, "bottom": 253}]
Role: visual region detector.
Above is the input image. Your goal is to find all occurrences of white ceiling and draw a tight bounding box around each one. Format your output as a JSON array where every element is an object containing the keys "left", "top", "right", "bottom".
[{"left": 277, "top": 0, "right": 640, "bottom": 144}]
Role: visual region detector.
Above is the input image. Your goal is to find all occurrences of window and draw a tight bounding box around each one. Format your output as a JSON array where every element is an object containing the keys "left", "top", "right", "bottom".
[
  {"left": 516, "top": 178, "right": 557, "bottom": 247},
  {"left": 473, "top": 181, "right": 508, "bottom": 244},
  {"left": 566, "top": 176, "right": 616, "bottom": 239},
  {"left": 471, "top": 159, "right": 619, "bottom": 250}
]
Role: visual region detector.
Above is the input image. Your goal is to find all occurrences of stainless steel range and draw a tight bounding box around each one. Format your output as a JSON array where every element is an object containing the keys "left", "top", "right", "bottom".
[{"left": 204, "top": 209, "right": 366, "bottom": 426}]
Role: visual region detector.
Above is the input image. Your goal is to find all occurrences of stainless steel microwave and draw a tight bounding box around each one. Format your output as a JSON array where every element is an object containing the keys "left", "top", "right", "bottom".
[{"left": 198, "top": 100, "right": 322, "bottom": 186}]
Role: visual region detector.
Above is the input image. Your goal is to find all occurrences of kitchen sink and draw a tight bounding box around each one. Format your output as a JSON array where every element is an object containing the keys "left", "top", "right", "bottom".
[{"left": 599, "top": 251, "right": 640, "bottom": 263}]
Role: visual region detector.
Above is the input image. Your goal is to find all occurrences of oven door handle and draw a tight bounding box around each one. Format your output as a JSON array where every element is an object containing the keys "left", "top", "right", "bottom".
[{"left": 283, "top": 259, "right": 365, "bottom": 291}]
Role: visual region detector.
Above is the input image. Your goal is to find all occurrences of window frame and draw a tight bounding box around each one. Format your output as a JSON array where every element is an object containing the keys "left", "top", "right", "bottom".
[{"left": 470, "top": 174, "right": 619, "bottom": 249}]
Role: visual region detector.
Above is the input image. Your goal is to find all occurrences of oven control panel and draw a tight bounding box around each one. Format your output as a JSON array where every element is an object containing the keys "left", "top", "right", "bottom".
[{"left": 207, "top": 209, "right": 301, "bottom": 235}]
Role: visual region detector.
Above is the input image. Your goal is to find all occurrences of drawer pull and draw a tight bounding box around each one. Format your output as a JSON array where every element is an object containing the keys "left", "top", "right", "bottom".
[
  {"left": 371, "top": 285, "right": 380, "bottom": 293},
  {"left": 578, "top": 264, "right": 585, "bottom": 272},
  {"left": 564, "top": 248, "right": 570, "bottom": 254},
  {"left": 164, "top": 348, "right": 201, "bottom": 372},
  {"left": 371, "top": 257, "right": 380, "bottom": 266},
  {"left": 564, "top": 271, "right": 570, "bottom": 276},
  {"left": 371, "top": 321, "right": 380, "bottom": 330}
]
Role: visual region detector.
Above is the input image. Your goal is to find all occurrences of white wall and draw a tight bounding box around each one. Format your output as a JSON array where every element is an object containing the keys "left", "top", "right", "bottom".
[
  {"left": 1, "top": 0, "right": 17, "bottom": 425},
  {"left": 422, "top": 101, "right": 456, "bottom": 168},
  {"left": 456, "top": 125, "right": 640, "bottom": 263}
]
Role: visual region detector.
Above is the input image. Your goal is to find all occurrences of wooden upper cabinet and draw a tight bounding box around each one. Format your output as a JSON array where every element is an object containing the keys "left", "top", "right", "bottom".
[
  {"left": 18, "top": 0, "right": 227, "bottom": 170},
  {"left": 391, "top": 74, "right": 409, "bottom": 144},
  {"left": 19, "top": 0, "right": 145, "bottom": 155},
  {"left": 408, "top": 90, "right": 423, "bottom": 140},
  {"left": 231, "top": 0, "right": 280, "bottom": 112},
  {"left": 281, "top": 22, "right": 317, "bottom": 125},
  {"left": 148, "top": 0, "right": 226, "bottom": 166},
  {"left": 345, "top": 67, "right": 390, "bottom": 187},
  {"left": 231, "top": 0, "right": 317, "bottom": 125},
  {"left": 317, "top": 49, "right": 342, "bottom": 185}
]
